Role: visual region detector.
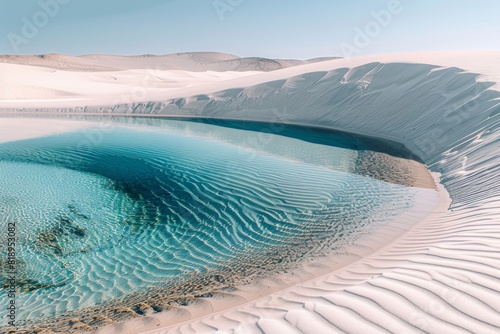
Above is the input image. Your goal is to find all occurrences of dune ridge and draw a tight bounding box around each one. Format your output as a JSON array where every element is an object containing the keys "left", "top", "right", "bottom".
[
  {"left": 0, "top": 52, "right": 339, "bottom": 72},
  {"left": 0, "top": 51, "right": 499, "bottom": 333}
]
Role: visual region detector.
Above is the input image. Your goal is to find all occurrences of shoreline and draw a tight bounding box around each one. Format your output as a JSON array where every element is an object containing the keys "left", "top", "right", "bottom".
[
  {"left": 101, "top": 175, "right": 445, "bottom": 334},
  {"left": 125, "top": 173, "right": 447, "bottom": 334}
]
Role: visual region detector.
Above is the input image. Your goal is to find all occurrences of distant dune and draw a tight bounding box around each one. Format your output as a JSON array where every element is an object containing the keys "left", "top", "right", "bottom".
[{"left": 0, "top": 52, "right": 339, "bottom": 72}]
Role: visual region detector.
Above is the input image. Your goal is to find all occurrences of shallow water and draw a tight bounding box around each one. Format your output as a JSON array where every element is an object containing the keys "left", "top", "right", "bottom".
[{"left": 0, "top": 117, "right": 438, "bottom": 329}]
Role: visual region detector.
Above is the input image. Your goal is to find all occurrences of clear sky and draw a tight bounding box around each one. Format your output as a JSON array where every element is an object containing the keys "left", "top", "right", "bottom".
[{"left": 0, "top": 0, "right": 499, "bottom": 58}]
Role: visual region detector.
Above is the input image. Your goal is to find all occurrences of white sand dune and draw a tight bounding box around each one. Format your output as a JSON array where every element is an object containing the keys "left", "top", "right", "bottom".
[
  {"left": 0, "top": 52, "right": 337, "bottom": 72},
  {"left": 0, "top": 51, "right": 499, "bottom": 334},
  {"left": 0, "top": 62, "right": 264, "bottom": 101}
]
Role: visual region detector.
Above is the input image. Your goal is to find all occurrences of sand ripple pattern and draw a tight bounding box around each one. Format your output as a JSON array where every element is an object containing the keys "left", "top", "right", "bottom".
[{"left": 0, "top": 125, "right": 434, "bottom": 332}]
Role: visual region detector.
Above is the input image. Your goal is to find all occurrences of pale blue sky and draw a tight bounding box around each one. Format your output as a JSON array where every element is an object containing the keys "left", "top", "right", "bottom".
[{"left": 0, "top": 0, "right": 498, "bottom": 58}]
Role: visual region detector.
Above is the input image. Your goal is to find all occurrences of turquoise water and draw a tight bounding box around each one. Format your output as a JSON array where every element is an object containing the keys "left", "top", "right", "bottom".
[{"left": 0, "top": 117, "right": 435, "bottom": 328}]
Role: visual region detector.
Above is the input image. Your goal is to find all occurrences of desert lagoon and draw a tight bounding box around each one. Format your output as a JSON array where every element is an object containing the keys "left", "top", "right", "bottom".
[{"left": 0, "top": 116, "right": 439, "bottom": 331}]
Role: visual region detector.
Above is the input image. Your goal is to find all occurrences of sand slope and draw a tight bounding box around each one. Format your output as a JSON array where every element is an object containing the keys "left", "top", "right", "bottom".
[{"left": 1, "top": 51, "right": 499, "bottom": 334}]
